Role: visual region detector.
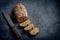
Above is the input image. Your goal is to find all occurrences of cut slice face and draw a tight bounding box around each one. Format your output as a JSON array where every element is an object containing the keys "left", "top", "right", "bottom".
[
  {"left": 29, "top": 27, "right": 39, "bottom": 35},
  {"left": 16, "top": 16, "right": 28, "bottom": 23},
  {"left": 24, "top": 24, "right": 34, "bottom": 31},
  {"left": 19, "top": 19, "right": 30, "bottom": 27}
]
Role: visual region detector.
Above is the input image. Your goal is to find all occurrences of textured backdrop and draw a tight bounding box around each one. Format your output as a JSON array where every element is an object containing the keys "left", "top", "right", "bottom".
[{"left": 0, "top": 0, "right": 60, "bottom": 40}]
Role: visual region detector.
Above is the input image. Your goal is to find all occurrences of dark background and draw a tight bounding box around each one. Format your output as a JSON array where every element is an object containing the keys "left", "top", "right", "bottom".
[{"left": 0, "top": 0, "right": 60, "bottom": 40}]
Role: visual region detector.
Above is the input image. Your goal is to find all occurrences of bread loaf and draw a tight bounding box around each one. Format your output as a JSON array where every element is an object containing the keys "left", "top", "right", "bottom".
[
  {"left": 14, "top": 3, "right": 40, "bottom": 36},
  {"left": 14, "top": 3, "right": 28, "bottom": 23}
]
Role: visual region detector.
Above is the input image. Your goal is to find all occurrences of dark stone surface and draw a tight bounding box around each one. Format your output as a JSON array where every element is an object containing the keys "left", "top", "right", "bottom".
[{"left": 0, "top": 0, "right": 60, "bottom": 40}]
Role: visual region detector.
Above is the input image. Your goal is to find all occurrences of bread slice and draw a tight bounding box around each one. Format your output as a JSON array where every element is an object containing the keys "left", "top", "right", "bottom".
[
  {"left": 19, "top": 19, "right": 30, "bottom": 27},
  {"left": 16, "top": 16, "right": 28, "bottom": 23},
  {"left": 29, "top": 27, "right": 39, "bottom": 35},
  {"left": 24, "top": 24, "right": 34, "bottom": 31}
]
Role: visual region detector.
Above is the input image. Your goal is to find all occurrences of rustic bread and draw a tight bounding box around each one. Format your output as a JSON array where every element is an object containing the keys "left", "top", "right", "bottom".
[{"left": 14, "top": 3, "right": 28, "bottom": 23}]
